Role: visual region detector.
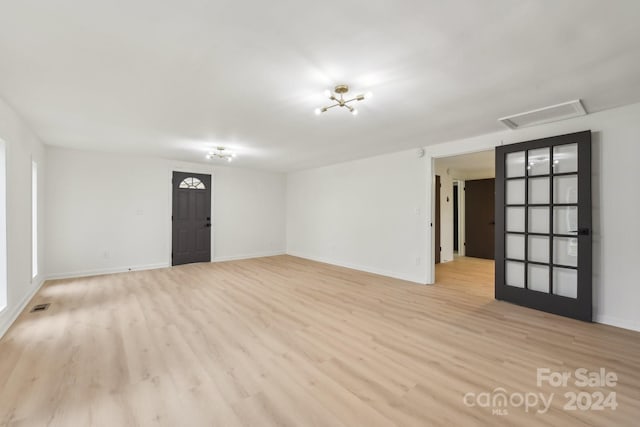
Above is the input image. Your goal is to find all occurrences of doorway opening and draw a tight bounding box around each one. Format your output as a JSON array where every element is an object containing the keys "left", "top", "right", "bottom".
[{"left": 433, "top": 150, "right": 496, "bottom": 295}]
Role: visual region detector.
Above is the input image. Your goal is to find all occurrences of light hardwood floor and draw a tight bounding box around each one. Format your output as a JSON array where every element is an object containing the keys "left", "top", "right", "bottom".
[{"left": 1, "top": 256, "right": 639, "bottom": 426}]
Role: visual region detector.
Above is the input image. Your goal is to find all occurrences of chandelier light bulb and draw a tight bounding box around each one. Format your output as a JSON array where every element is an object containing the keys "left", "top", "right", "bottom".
[
  {"left": 314, "top": 108, "right": 321, "bottom": 115},
  {"left": 227, "top": 157, "right": 232, "bottom": 162},
  {"left": 323, "top": 89, "right": 332, "bottom": 97},
  {"left": 352, "top": 109, "right": 358, "bottom": 116},
  {"left": 365, "top": 91, "right": 373, "bottom": 99}
]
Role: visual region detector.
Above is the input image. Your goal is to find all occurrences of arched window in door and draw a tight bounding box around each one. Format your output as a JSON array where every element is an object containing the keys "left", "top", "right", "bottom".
[{"left": 178, "top": 177, "right": 206, "bottom": 189}]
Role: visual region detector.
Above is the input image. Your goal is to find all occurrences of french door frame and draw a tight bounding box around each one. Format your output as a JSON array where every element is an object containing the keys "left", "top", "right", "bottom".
[{"left": 495, "top": 131, "right": 592, "bottom": 322}]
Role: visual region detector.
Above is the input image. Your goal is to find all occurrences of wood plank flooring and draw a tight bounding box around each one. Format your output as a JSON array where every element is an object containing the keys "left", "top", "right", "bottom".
[{"left": 0, "top": 255, "right": 639, "bottom": 426}]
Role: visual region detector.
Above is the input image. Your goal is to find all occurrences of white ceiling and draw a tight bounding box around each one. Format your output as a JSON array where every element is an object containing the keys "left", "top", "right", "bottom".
[
  {"left": 1, "top": 1, "right": 640, "bottom": 172},
  {"left": 435, "top": 150, "right": 495, "bottom": 180}
]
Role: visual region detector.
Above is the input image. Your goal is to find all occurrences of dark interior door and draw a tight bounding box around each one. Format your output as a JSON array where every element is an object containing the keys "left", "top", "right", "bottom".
[
  {"left": 465, "top": 178, "right": 495, "bottom": 259},
  {"left": 453, "top": 184, "right": 459, "bottom": 252},
  {"left": 172, "top": 172, "right": 212, "bottom": 266},
  {"left": 435, "top": 175, "right": 441, "bottom": 264},
  {"left": 495, "top": 131, "right": 592, "bottom": 322}
]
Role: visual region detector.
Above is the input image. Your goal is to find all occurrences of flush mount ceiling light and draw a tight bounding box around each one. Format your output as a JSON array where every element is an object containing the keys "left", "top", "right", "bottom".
[
  {"left": 206, "top": 147, "right": 236, "bottom": 162},
  {"left": 314, "top": 85, "right": 372, "bottom": 116}
]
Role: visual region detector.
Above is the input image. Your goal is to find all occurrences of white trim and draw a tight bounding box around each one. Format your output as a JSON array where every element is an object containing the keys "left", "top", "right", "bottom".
[
  {"left": 213, "top": 251, "right": 286, "bottom": 262},
  {"left": 47, "top": 251, "right": 288, "bottom": 280},
  {"left": 594, "top": 315, "right": 640, "bottom": 333},
  {"left": 31, "top": 159, "right": 38, "bottom": 280},
  {"left": 426, "top": 155, "right": 435, "bottom": 284},
  {"left": 0, "top": 277, "right": 46, "bottom": 339},
  {"left": 46, "top": 262, "right": 170, "bottom": 280},
  {"left": 287, "top": 251, "right": 427, "bottom": 284},
  {"left": 0, "top": 139, "right": 6, "bottom": 313}
]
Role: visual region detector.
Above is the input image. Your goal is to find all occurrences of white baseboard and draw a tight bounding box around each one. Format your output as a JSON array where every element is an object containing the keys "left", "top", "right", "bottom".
[
  {"left": 0, "top": 277, "right": 46, "bottom": 339},
  {"left": 47, "top": 262, "right": 170, "bottom": 281},
  {"left": 594, "top": 314, "right": 640, "bottom": 332},
  {"left": 286, "top": 251, "right": 427, "bottom": 284},
  {"left": 213, "top": 250, "right": 286, "bottom": 263},
  {"left": 47, "top": 252, "right": 287, "bottom": 280}
]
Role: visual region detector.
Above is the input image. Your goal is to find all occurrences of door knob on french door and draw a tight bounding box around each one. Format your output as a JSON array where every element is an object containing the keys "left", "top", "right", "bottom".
[
  {"left": 578, "top": 228, "right": 590, "bottom": 236},
  {"left": 205, "top": 223, "right": 211, "bottom": 227}
]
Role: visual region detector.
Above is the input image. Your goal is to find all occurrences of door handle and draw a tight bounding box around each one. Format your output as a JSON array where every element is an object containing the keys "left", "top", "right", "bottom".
[
  {"left": 577, "top": 228, "right": 590, "bottom": 236},
  {"left": 205, "top": 223, "right": 211, "bottom": 228}
]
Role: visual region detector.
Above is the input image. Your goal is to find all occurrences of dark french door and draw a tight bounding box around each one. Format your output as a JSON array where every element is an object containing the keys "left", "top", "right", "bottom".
[
  {"left": 495, "top": 131, "right": 592, "bottom": 321},
  {"left": 172, "top": 172, "right": 212, "bottom": 266}
]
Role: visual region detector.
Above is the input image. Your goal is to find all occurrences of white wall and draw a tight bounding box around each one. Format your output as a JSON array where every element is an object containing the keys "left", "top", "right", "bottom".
[
  {"left": 45, "top": 147, "right": 286, "bottom": 278},
  {"left": 0, "top": 97, "right": 46, "bottom": 337},
  {"left": 212, "top": 166, "right": 286, "bottom": 261},
  {"left": 425, "top": 102, "right": 640, "bottom": 331},
  {"left": 287, "top": 149, "right": 428, "bottom": 283},
  {"left": 434, "top": 162, "right": 454, "bottom": 263}
]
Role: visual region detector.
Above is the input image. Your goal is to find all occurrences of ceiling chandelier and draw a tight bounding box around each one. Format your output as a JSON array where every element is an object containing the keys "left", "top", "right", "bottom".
[
  {"left": 314, "top": 85, "right": 372, "bottom": 116},
  {"left": 206, "top": 147, "right": 236, "bottom": 162}
]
